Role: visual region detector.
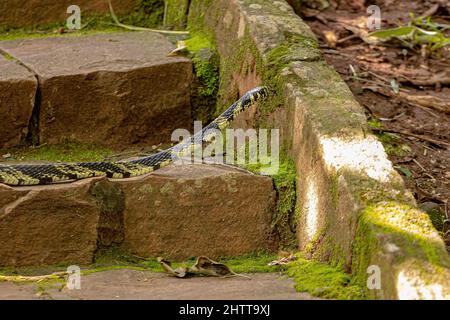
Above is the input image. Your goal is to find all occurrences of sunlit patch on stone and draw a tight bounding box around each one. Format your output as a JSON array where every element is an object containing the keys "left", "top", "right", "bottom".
[
  {"left": 320, "top": 136, "right": 395, "bottom": 183},
  {"left": 304, "top": 174, "right": 319, "bottom": 241},
  {"left": 397, "top": 269, "right": 445, "bottom": 300}
]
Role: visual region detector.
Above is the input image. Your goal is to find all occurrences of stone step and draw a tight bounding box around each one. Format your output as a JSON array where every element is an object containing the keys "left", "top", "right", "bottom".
[
  {"left": 0, "top": 164, "right": 277, "bottom": 267},
  {"left": 0, "top": 55, "right": 37, "bottom": 148},
  {"left": 0, "top": 0, "right": 135, "bottom": 28},
  {"left": 0, "top": 269, "right": 316, "bottom": 300},
  {"left": 0, "top": 32, "right": 192, "bottom": 149}
]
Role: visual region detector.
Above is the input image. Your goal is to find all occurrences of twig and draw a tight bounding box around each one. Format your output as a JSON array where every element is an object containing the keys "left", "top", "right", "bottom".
[
  {"left": 398, "top": 92, "right": 450, "bottom": 114},
  {"left": 221, "top": 272, "right": 252, "bottom": 280},
  {"left": 412, "top": 158, "right": 426, "bottom": 172},
  {"left": 108, "top": 0, "right": 189, "bottom": 35},
  {"left": 337, "top": 34, "right": 359, "bottom": 44},
  {"left": 371, "top": 128, "right": 450, "bottom": 148},
  {"left": 398, "top": 74, "right": 450, "bottom": 87},
  {"left": 420, "top": 4, "right": 440, "bottom": 20}
]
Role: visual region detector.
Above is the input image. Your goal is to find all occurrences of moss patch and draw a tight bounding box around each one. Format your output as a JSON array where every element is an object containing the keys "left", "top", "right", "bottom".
[
  {"left": 245, "top": 152, "right": 298, "bottom": 249},
  {"left": 0, "top": 141, "right": 113, "bottom": 163},
  {"left": 185, "top": 31, "right": 220, "bottom": 123},
  {"left": 0, "top": 249, "right": 281, "bottom": 286},
  {"left": 185, "top": 33, "right": 219, "bottom": 97},
  {"left": 285, "top": 255, "right": 366, "bottom": 299},
  {"left": 352, "top": 201, "right": 450, "bottom": 295},
  {"left": 93, "top": 247, "right": 281, "bottom": 274},
  {"left": 122, "top": 0, "right": 165, "bottom": 29},
  {"left": 368, "top": 119, "right": 411, "bottom": 157},
  {"left": 164, "top": 0, "right": 190, "bottom": 29}
]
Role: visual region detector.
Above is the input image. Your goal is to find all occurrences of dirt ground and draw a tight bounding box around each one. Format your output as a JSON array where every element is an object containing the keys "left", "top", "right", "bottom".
[
  {"left": 295, "top": 0, "right": 450, "bottom": 251},
  {"left": 0, "top": 269, "right": 316, "bottom": 300}
]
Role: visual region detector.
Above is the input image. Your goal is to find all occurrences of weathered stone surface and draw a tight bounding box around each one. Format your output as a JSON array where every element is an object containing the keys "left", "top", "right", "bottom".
[
  {"left": 0, "top": 56, "right": 37, "bottom": 148},
  {"left": 117, "top": 164, "right": 277, "bottom": 259},
  {"left": 0, "top": 178, "right": 102, "bottom": 267},
  {"left": 0, "top": 164, "right": 276, "bottom": 267},
  {"left": 188, "top": 0, "right": 450, "bottom": 299},
  {"left": 0, "top": 32, "right": 192, "bottom": 149},
  {"left": 0, "top": 270, "right": 317, "bottom": 300},
  {"left": 0, "top": 0, "right": 136, "bottom": 28}
]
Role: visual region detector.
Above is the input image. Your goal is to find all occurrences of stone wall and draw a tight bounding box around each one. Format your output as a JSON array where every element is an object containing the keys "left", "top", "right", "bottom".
[{"left": 187, "top": 0, "right": 450, "bottom": 299}]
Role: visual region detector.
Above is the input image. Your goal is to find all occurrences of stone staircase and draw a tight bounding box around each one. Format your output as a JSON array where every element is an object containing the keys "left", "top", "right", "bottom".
[
  {"left": 0, "top": 33, "right": 277, "bottom": 267},
  {"left": 0, "top": 32, "right": 192, "bottom": 149}
]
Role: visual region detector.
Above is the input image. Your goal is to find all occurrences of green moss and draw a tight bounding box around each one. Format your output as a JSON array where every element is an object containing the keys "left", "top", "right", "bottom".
[
  {"left": 0, "top": 249, "right": 281, "bottom": 285},
  {"left": 92, "top": 251, "right": 281, "bottom": 274},
  {"left": 184, "top": 33, "right": 213, "bottom": 52},
  {"left": 329, "top": 174, "right": 339, "bottom": 209},
  {"left": 246, "top": 152, "right": 298, "bottom": 249},
  {"left": 369, "top": 121, "right": 411, "bottom": 156},
  {"left": 185, "top": 31, "right": 220, "bottom": 123},
  {"left": 285, "top": 256, "right": 366, "bottom": 299},
  {"left": 426, "top": 209, "right": 446, "bottom": 233},
  {"left": 352, "top": 201, "right": 450, "bottom": 293},
  {"left": 214, "top": 252, "right": 281, "bottom": 273},
  {"left": 367, "top": 202, "right": 447, "bottom": 265},
  {"left": 186, "top": 0, "right": 214, "bottom": 34},
  {"left": 122, "top": 0, "right": 165, "bottom": 29},
  {"left": 164, "top": 0, "right": 189, "bottom": 29},
  {"left": 0, "top": 141, "right": 113, "bottom": 163},
  {"left": 185, "top": 33, "right": 219, "bottom": 97}
]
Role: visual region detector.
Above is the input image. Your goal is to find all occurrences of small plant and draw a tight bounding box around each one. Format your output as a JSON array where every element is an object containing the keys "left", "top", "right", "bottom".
[{"left": 369, "top": 13, "right": 450, "bottom": 52}]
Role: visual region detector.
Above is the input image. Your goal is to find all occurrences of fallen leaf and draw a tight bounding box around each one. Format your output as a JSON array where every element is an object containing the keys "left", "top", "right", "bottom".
[
  {"left": 157, "top": 257, "right": 188, "bottom": 278},
  {"left": 323, "top": 30, "right": 338, "bottom": 48},
  {"left": 268, "top": 254, "right": 298, "bottom": 266},
  {"left": 158, "top": 256, "right": 250, "bottom": 279}
]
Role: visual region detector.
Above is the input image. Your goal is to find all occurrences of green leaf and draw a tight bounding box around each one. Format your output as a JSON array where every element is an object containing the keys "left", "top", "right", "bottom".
[
  {"left": 390, "top": 79, "right": 399, "bottom": 94},
  {"left": 369, "top": 26, "right": 415, "bottom": 39},
  {"left": 395, "top": 166, "right": 413, "bottom": 178}
]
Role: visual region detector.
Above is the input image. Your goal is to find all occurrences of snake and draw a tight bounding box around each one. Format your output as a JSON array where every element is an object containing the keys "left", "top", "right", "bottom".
[{"left": 0, "top": 87, "right": 269, "bottom": 186}]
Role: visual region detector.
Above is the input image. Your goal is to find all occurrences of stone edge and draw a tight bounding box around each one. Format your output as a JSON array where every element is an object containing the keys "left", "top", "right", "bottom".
[{"left": 187, "top": 0, "right": 450, "bottom": 299}]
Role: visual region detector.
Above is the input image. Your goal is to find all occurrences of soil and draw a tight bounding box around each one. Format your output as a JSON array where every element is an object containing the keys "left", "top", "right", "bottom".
[{"left": 295, "top": 0, "right": 450, "bottom": 250}]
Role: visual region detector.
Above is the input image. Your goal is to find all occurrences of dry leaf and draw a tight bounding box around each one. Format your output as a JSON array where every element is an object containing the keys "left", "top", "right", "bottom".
[
  {"left": 323, "top": 30, "right": 338, "bottom": 48},
  {"left": 157, "top": 257, "right": 188, "bottom": 278},
  {"left": 268, "top": 254, "right": 297, "bottom": 266},
  {"left": 158, "top": 256, "right": 250, "bottom": 279}
]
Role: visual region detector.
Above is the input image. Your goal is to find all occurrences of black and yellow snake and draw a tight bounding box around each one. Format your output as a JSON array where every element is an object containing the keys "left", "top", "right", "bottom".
[{"left": 0, "top": 87, "right": 269, "bottom": 186}]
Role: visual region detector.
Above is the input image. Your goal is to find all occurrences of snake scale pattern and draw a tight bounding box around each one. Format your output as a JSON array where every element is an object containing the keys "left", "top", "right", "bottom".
[{"left": 0, "top": 87, "right": 269, "bottom": 186}]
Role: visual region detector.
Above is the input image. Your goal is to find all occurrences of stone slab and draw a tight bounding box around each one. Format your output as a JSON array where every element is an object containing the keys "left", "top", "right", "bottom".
[
  {"left": 0, "top": 178, "right": 102, "bottom": 267},
  {"left": 0, "top": 32, "right": 192, "bottom": 149},
  {"left": 0, "top": 164, "right": 276, "bottom": 267},
  {"left": 0, "top": 55, "right": 37, "bottom": 148},
  {"left": 0, "top": 270, "right": 317, "bottom": 300},
  {"left": 117, "top": 164, "right": 277, "bottom": 259},
  {"left": 0, "top": 0, "right": 136, "bottom": 28}
]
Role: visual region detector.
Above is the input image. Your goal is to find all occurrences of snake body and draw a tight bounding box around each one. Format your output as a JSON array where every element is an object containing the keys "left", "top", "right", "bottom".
[{"left": 0, "top": 87, "right": 269, "bottom": 186}]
